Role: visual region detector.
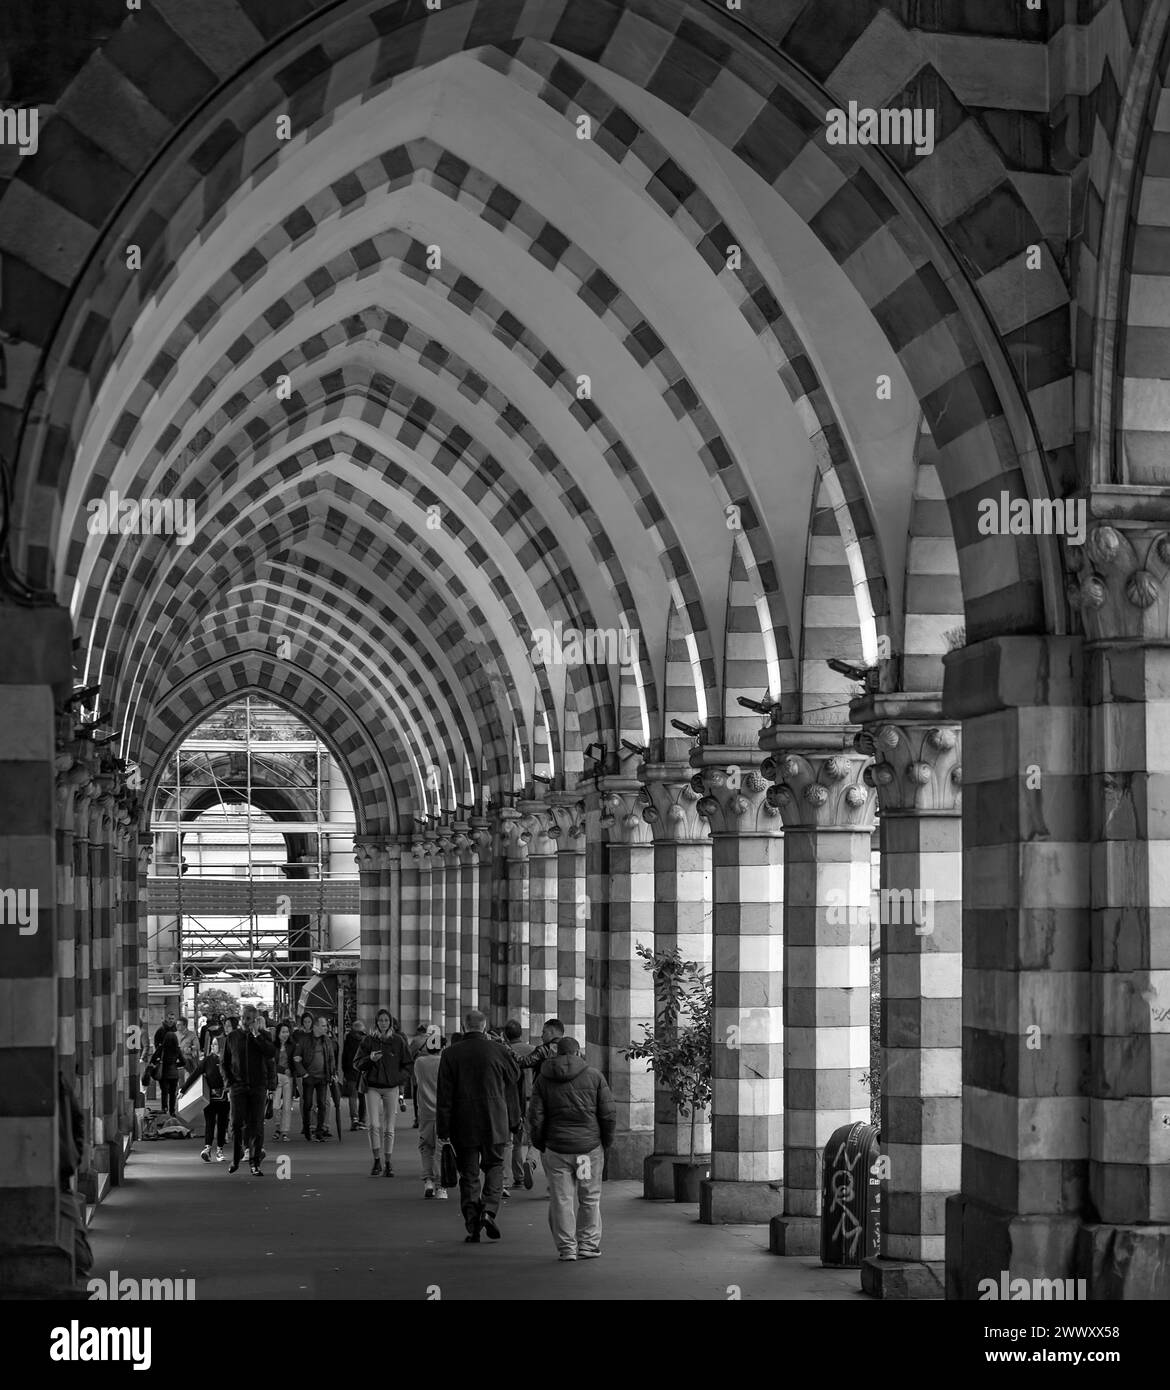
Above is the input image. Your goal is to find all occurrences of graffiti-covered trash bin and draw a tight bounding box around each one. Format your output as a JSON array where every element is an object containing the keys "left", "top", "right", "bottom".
[{"left": 821, "top": 1121, "right": 883, "bottom": 1267}]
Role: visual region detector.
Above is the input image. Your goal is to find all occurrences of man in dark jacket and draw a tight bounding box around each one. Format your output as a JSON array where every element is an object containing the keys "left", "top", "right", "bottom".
[
  {"left": 222, "top": 1004, "right": 276, "bottom": 1174},
  {"left": 294, "top": 1015, "right": 340, "bottom": 1142},
  {"left": 528, "top": 1036, "right": 616, "bottom": 1261},
  {"left": 341, "top": 1019, "right": 368, "bottom": 1132},
  {"left": 436, "top": 1010, "right": 520, "bottom": 1242}
]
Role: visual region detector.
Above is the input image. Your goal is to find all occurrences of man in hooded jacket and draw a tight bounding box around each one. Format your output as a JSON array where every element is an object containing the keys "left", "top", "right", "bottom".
[{"left": 527, "top": 1036, "right": 615, "bottom": 1261}]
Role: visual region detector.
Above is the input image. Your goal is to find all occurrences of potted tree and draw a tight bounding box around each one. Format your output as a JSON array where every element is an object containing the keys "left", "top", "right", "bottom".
[{"left": 622, "top": 944, "right": 713, "bottom": 1202}]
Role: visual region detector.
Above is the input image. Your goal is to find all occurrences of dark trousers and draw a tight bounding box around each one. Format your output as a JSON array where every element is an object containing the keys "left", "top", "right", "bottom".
[
  {"left": 230, "top": 1087, "right": 266, "bottom": 1166},
  {"left": 301, "top": 1078, "right": 329, "bottom": 1136},
  {"left": 159, "top": 1077, "right": 178, "bottom": 1115},
  {"left": 453, "top": 1141, "right": 505, "bottom": 1221},
  {"left": 346, "top": 1082, "right": 366, "bottom": 1124},
  {"left": 203, "top": 1099, "right": 229, "bottom": 1146}
]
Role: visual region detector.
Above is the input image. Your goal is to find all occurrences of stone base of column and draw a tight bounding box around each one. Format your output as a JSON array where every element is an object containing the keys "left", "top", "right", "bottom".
[
  {"left": 861, "top": 1255, "right": 945, "bottom": 1300},
  {"left": 700, "top": 1179, "right": 784, "bottom": 1225},
  {"left": 106, "top": 1138, "right": 126, "bottom": 1186},
  {"left": 642, "top": 1153, "right": 679, "bottom": 1200},
  {"left": 768, "top": 1213, "right": 819, "bottom": 1253},
  {"left": 945, "top": 1194, "right": 1080, "bottom": 1300},
  {"left": 605, "top": 1131, "right": 654, "bottom": 1181},
  {"left": 0, "top": 1247, "right": 79, "bottom": 1299},
  {"left": 1079, "top": 1222, "right": 1170, "bottom": 1300}
]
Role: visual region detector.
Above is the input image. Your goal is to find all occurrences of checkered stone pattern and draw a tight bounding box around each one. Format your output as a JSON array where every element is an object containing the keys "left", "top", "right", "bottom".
[
  {"left": 692, "top": 754, "right": 784, "bottom": 1217},
  {"left": 500, "top": 809, "right": 530, "bottom": 1032},
  {"left": 89, "top": 795, "right": 121, "bottom": 1154},
  {"left": 761, "top": 735, "right": 876, "bottom": 1229},
  {"left": 0, "top": 613, "right": 70, "bottom": 1294},
  {"left": 439, "top": 832, "right": 461, "bottom": 1040},
  {"left": 422, "top": 831, "right": 447, "bottom": 1031},
  {"left": 398, "top": 841, "right": 425, "bottom": 1034},
  {"left": 470, "top": 819, "right": 495, "bottom": 1016},
  {"left": 643, "top": 768, "right": 712, "bottom": 1165},
  {"left": 521, "top": 804, "right": 558, "bottom": 1029},
  {"left": 549, "top": 796, "right": 586, "bottom": 1041},
  {"left": 353, "top": 836, "right": 398, "bottom": 1023},
  {"left": 943, "top": 636, "right": 1090, "bottom": 1299},
  {"left": 72, "top": 787, "right": 95, "bottom": 1177},
  {"left": 902, "top": 430, "right": 962, "bottom": 692},
  {"left": 54, "top": 746, "right": 85, "bottom": 1086},
  {"left": 859, "top": 715, "right": 962, "bottom": 1267},
  {"left": 582, "top": 780, "right": 655, "bottom": 1180},
  {"left": 454, "top": 828, "right": 479, "bottom": 1020},
  {"left": 120, "top": 828, "right": 141, "bottom": 1121},
  {"left": 802, "top": 475, "right": 872, "bottom": 726}
]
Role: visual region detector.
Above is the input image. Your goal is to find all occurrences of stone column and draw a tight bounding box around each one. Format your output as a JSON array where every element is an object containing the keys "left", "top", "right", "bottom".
[
  {"left": 399, "top": 838, "right": 425, "bottom": 1030},
  {"left": 0, "top": 602, "right": 75, "bottom": 1297},
  {"left": 851, "top": 701, "right": 962, "bottom": 1299},
  {"left": 761, "top": 730, "right": 876, "bottom": 1254},
  {"left": 1071, "top": 522, "right": 1170, "bottom": 1297},
  {"left": 469, "top": 817, "right": 495, "bottom": 1016},
  {"left": 423, "top": 830, "right": 445, "bottom": 1028},
  {"left": 942, "top": 634, "right": 1090, "bottom": 1300},
  {"left": 54, "top": 741, "right": 90, "bottom": 1087},
  {"left": 135, "top": 835, "right": 152, "bottom": 1061},
  {"left": 520, "top": 802, "right": 558, "bottom": 1028},
  {"left": 353, "top": 835, "right": 398, "bottom": 1021},
  {"left": 73, "top": 777, "right": 97, "bottom": 1183},
  {"left": 439, "top": 826, "right": 460, "bottom": 1037},
  {"left": 454, "top": 824, "right": 478, "bottom": 1022},
  {"left": 500, "top": 807, "right": 529, "bottom": 1029},
  {"left": 582, "top": 778, "right": 656, "bottom": 1179},
  {"left": 641, "top": 765, "right": 712, "bottom": 1198},
  {"left": 690, "top": 751, "right": 784, "bottom": 1223},
  {"left": 548, "top": 793, "right": 586, "bottom": 1041},
  {"left": 87, "top": 779, "right": 119, "bottom": 1168}
]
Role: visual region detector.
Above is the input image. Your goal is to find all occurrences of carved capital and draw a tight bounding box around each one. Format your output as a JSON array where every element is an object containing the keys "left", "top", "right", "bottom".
[
  {"left": 1068, "top": 523, "right": 1170, "bottom": 640},
  {"left": 468, "top": 815, "right": 495, "bottom": 858},
  {"left": 499, "top": 807, "right": 528, "bottom": 859},
  {"left": 547, "top": 794, "right": 586, "bottom": 843},
  {"left": 353, "top": 835, "right": 397, "bottom": 872},
  {"left": 640, "top": 764, "right": 710, "bottom": 842},
  {"left": 758, "top": 728, "right": 875, "bottom": 830},
  {"left": 855, "top": 721, "right": 961, "bottom": 814},
  {"left": 581, "top": 779, "right": 654, "bottom": 845},
  {"left": 686, "top": 748, "right": 778, "bottom": 835},
  {"left": 517, "top": 802, "right": 558, "bottom": 856}
]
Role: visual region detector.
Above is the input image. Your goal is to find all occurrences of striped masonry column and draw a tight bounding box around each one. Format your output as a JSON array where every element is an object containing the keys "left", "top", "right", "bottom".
[
  {"left": 353, "top": 835, "right": 396, "bottom": 1022},
  {"left": 469, "top": 817, "right": 495, "bottom": 1016},
  {"left": 135, "top": 835, "right": 152, "bottom": 1080},
  {"left": 118, "top": 816, "right": 139, "bottom": 1130},
  {"left": 488, "top": 818, "right": 510, "bottom": 1025},
  {"left": 581, "top": 779, "right": 655, "bottom": 1179},
  {"left": 110, "top": 801, "right": 132, "bottom": 1149},
  {"left": 762, "top": 730, "right": 876, "bottom": 1253},
  {"left": 500, "top": 808, "right": 530, "bottom": 1032},
  {"left": 453, "top": 824, "right": 478, "bottom": 1021},
  {"left": 439, "top": 827, "right": 460, "bottom": 1038},
  {"left": 426, "top": 830, "right": 447, "bottom": 1029},
  {"left": 73, "top": 782, "right": 96, "bottom": 1184},
  {"left": 641, "top": 765, "right": 712, "bottom": 1199},
  {"left": 548, "top": 793, "right": 586, "bottom": 1043},
  {"left": 943, "top": 635, "right": 1090, "bottom": 1299},
  {"left": 520, "top": 802, "right": 558, "bottom": 1028},
  {"left": 690, "top": 750, "right": 785, "bottom": 1224},
  {"left": 852, "top": 702, "right": 962, "bottom": 1299},
  {"left": 88, "top": 784, "right": 118, "bottom": 1164},
  {"left": 0, "top": 604, "right": 74, "bottom": 1297},
  {"left": 1075, "top": 525, "right": 1170, "bottom": 1297},
  {"left": 55, "top": 746, "right": 86, "bottom": 1088},
  {"left": 398, "top": 838, "right": 424, "bottom": 1032}
]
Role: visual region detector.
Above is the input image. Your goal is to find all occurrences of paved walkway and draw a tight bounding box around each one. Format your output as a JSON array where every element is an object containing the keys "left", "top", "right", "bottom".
[{"left": 88, "top": 1114, "right": 863, "bottom": 1301}]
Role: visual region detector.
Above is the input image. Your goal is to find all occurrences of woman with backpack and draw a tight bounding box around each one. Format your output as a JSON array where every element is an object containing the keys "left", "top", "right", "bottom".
[{"left": 355, "top": 1009, "right": 412, "bottom": 1176}]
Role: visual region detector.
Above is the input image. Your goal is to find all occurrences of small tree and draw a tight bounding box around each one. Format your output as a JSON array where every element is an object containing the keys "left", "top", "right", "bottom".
[
  {"left": 621, "top": 944, "right": 712, "bottom": 1165},
  {"left": 195, "top": 986, "right": 238, "bottom": 1025}
]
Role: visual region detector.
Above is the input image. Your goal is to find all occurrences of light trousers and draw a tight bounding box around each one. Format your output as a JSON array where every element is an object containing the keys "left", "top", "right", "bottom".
[
  {"left": 366, "top": 1086, "right": 399, "bottom": 1156},
  {"left": 273, "top": 1073, "right": 296, "bottom": 1135},
  {"left": 541, "top": 1145, "right": 603, "bottom": 1256}
]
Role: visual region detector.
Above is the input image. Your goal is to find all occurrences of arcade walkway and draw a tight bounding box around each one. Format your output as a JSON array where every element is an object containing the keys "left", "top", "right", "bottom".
[{"left": 88, "top": 1117, "right": 858, "bottom": 1303}]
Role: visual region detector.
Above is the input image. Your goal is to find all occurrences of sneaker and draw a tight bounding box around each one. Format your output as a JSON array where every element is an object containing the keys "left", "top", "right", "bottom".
[
  {"left": 558, "top": 1252, "right": 577, "bottom": 1262},
  {"left": 370, "top": 1157, "right": 383, "bottom": 1177},
  {"left": 501, "top": 1188, "right": 511, "bottom": 1202},
  {"left": 250, "top": 1164, "right": 264, "bottom": 1176},
  {"left": 578, "top": 1250, "right": 601, "bottom": 1259},
  {"left": 215, "top": 1147, "right": 225, "bottom": 1162},
  {"left": 424, "top": 1182, "right": 435, "bottom": 1200},
  {"left": 200, "top": 1146, "right": 211, "bottom": 1162},
  {"left": 523, "top": 1157, "right": 536, "bottom": 1190},
  {"left": 436, "top": 1187, "right": 449, "bottom": 1200}
]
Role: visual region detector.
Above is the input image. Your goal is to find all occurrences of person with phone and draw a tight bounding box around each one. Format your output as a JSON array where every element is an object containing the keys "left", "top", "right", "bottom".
[
  {"left": 355, "top": 1009, "right": 412, "bottom": 1176},
  {"left": 221, "top": 1004, "right": 275, "bottom": 1175}
]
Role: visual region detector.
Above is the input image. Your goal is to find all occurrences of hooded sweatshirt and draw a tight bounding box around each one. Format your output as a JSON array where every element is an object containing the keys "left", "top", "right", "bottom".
[{"left": 527, "top": 1053, "right": 617, "bottom": 1155}]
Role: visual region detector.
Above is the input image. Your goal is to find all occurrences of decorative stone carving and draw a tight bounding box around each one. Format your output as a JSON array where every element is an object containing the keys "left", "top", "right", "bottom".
[
  {"left": 582, "top": 779, "right": 654, "bottom": 845},
  {"left": 641, "top": 765, "right": 710, "bottom": 842},
  {"left": 688, "top": 750, "right": 780, "bottom": 835},
  {"left": 855, "top": 722, "right": 962, "bottom": 815},
  {"left": 547, "top": 795, "right": 586, "bottom": 843},
  {"left": 468, "top": 815, "right": 495, "bottom": 859},
  {"left": 1068, "top": 523, "right": 1170, "bottom": 640},
  {"left": 518, "top": 803, "right": 558, "bottom": 856},
  {"left": 758, "top": 736, "right": 875, "bottom": 830}
]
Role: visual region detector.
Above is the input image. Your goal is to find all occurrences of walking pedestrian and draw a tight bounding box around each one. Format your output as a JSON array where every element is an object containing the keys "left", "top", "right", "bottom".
[
  {"left": 408, "top": 1024, "right": 429, "bottom": 1127},
  {"left": 341, "top": 1019, "right": 368, "bottom": 1131},
  {"left": 175, "top": 1016, "right": 199, "bottom": 1075},
  {"left": 189, "top": 1040, "right": 231, "bottom": 1162},
  {"left": 435, "top": 1010, "right": 520, "bottom": 1243},
  {"left": 501, "top": 1019, "right": 537, "bottom": 1193},
  {"left": 272, "top": 1020, "right": 297, "bottom": 1141},
  {"left": 222, "top": 1003, "right": 275, "bottom": 1175},
  {"left": 293, "top": 1016, "right": 339, "bottom": 1142},
  {"left": 528, "top": 1036, "right": 615, "bottom": 1261},
  {"left": 355, "top": 1009, "right": 412, "bottom": 1175},
  {"left": 153, "top": 1011, "right": 177, "bottom": 1047},
  {"left": 413, "top": 1026, "right": 448, "bottom": 1199},
  {"left": 156, "top": 1023, "right": 184, "bottom": 1116}
]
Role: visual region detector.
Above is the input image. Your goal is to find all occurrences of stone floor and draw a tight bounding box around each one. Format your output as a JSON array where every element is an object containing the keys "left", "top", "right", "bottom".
[{"left": 88, "top": 1113, "right": 862, "bottom": 1301}]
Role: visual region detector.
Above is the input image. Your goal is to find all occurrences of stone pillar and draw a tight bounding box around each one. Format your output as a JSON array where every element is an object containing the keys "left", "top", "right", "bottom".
[
  {"left": 690, "top": 751, "right": 784, "bottom": 1223},
  {"left": 500, "top": 807, "right": 529, "bottom": 1030},
  {"left": 73, "top": 778, "right": 96, "bottom": 1183},
  {"left": 454, "top": 824, "right": 478, "bottom": 1023},
  {"left": 353, "top": 835, "right": 398, "bottom": 1021},
  {"left": 439, "top": 826, "right": 460, "bottom": 1038},
  {"left": 850, "top": 701, "right": 962, "bottom": 1299},
  {"left": 520, "top": 802, "right": 558, "bottom": 1028},
  {"left": 942, "top": 634, "right": 1091, "bottom": 1300},
  {"left": 761, "top": 730, "right": 876, "bottom": 1253},
  {"left": 1071, "top": 522, "right": 1170, "bottom": 1297},
  {"left": 54, "top": 741, "right": 90, "bottom": 1088},
  {"left": 423, "top": 830, "right": 445, "bottom": 1028},
  {"left": 490, "top": 818, "right": 511, "bottom": 1023},
  {"left": 641, "top": 765, "right": 712, "bottom": 1199},
  {"left": 87, "top": 780, "right": 120, "bottom": 1171},
  {"left": 582, "top": 778, "right": 656, "bottom": 1179},
  {"left": 135, "top": 836, "right": 152, "bottom": 1062},
  {"left": 548, "top": 793, "right": 586, "bottom": 1041},
  {"left": 469, "top": 817, "right": 495, "bottom": 1016},
  {"left": 0, "top": 602, "right": 75, "bottom": 1297},
  {"left": 399, "top": 839, "right": 425, "bottom": 1030}
]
